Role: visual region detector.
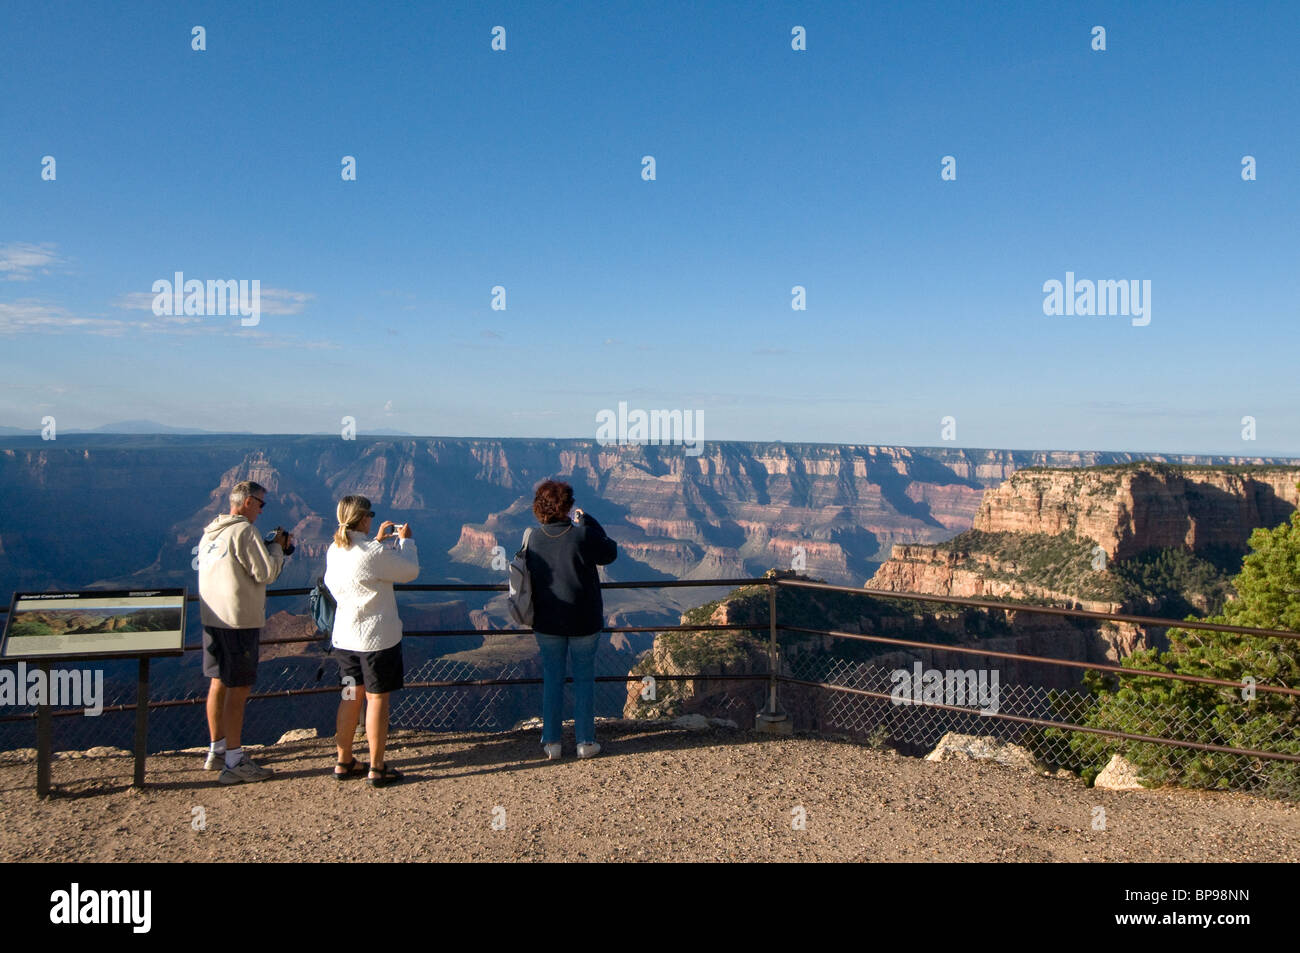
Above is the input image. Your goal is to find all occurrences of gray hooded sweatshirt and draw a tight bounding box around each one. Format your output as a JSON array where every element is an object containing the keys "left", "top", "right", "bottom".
[{"left": 197, "top": 514, "right": 285, "bottom": 629}]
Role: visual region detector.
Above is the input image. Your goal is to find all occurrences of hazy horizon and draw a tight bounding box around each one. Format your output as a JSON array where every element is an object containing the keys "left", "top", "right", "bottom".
[{"left": 2, "top": 422, "right": 1298, "bottom": 463}]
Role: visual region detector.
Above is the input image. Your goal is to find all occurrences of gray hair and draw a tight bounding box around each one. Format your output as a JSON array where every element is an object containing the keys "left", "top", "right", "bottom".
[{"left": 230, "top": 481, "right": 267, "bottom": 508}]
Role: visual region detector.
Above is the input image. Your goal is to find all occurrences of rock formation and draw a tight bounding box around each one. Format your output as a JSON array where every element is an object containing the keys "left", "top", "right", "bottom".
[{"left": 969, "top": 464, "right": 1300, "bottom": 560}]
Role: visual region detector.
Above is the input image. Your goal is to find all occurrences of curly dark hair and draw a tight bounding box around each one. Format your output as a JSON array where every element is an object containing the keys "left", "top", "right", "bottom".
[{"left": 533, "top": 479, "right": 574, "bottom": 523}]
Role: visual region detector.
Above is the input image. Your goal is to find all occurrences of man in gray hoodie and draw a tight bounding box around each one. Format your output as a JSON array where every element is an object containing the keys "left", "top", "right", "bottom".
[{"left": 197, "top": 480, "right": 292, "bottom": 784}]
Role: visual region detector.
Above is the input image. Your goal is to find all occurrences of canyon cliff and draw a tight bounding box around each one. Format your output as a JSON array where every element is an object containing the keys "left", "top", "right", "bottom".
[
  {"left": 864, "top": 462, "right": 1300, "bottom": 671},
  {"left": 625, "top": 463, "right": 1300, "bottom": 728}
]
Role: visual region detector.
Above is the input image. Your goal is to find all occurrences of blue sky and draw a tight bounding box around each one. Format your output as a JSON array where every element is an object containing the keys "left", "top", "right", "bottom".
[{"left": 2, "top": 0, "right": 1297, "bottom": 455}]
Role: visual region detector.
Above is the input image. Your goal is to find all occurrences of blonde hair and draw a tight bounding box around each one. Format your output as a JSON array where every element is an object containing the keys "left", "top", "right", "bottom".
[{"left": 333, "top": 495, "right": 372, "bottom": 549}]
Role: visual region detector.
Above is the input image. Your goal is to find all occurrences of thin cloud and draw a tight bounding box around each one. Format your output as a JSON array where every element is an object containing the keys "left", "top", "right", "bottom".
[
  {"left": 0, "top": 242, "right": 65, "bottom": 281},
  {"left": 0, "top": 298, "right": 335, "bottom": 348},
  {"left": 0, "top": 299, "right": 187, "bottom": 336},
  {"left": 260, "top": 288, "right": 314, "bottom": 314},
  {"left": 244, "top": 332, "right": 340, "bottom": 350}
]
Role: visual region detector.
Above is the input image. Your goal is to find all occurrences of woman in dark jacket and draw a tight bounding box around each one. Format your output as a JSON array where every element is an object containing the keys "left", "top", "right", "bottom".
[{"left": 526, "top": 479, "right": 617, "bottom": 759}]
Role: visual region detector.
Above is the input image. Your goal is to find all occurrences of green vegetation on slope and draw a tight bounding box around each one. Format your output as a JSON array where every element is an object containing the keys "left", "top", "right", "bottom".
[
  {"left": 1110, "top": 546, "right": 1238, "bottom": 617},
  {"left": 934, "top": 529, "right": 1240, "bottom": 613},
  {"left": 935, "top": 529, "right": 1122, "bottom": 601}
]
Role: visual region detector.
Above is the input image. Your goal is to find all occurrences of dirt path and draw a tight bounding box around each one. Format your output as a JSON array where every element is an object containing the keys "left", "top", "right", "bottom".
[{"left": 1, "top": 722, "right": 1296, "bottom": 862}]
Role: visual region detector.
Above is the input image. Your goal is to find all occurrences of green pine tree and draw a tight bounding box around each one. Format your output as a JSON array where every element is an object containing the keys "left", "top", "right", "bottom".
[{"left": 1074, "top": 494, "right": 1300, "bottom": 797}]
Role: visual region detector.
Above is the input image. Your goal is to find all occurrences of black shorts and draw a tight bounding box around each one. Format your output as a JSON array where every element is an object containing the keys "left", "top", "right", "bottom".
[
  {"left": 335, "top": 644, "right": 404, "bottom": 695},
  {"left": 202, "top": 627, "right": 260, "bottom": 687}
]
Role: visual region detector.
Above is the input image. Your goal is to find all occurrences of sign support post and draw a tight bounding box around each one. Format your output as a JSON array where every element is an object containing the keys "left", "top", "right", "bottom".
[
  {"left": 35, "top": 661, "right": 52, "bottom": 798},
  {"left": 134, "top": 657, "right": 150, "bottom": 788}
]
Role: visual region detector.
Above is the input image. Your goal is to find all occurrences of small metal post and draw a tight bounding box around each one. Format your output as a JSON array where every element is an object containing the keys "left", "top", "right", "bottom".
[
  {"left": 755, "top": 575, "right": 792, "bottom": 734},
  {"left": 768, "top": 582, "right": 779, "bottom": 710},
  {"left": 35, "top": 661, "right": 52, "bottom": 798},
  {"left": 133, "top": 657, "right": 149, "bottom": 788}
]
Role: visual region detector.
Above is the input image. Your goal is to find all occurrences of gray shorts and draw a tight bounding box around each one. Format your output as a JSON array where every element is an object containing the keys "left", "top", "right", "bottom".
[{"left": 202, "top": 627, "right": 260, "bottom": 687}]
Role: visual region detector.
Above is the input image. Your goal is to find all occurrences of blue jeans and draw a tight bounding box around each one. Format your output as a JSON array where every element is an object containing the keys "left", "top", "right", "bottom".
[{"left": 534, "top": 632, "right": 599, "bottom": 745}]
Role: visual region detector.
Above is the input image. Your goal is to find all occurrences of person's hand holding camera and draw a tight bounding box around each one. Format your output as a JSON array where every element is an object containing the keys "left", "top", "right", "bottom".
[
  {"left": 264, "top": 527, "right": 295, "bottom": 556},
  {"left": 377, "top": 520, "right": 412, "bottom": 542}
]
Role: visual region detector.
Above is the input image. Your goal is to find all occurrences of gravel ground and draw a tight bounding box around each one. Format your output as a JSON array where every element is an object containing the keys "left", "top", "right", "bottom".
[{"left": 2, "top": 721, "right": 1296, "bottom": 862}]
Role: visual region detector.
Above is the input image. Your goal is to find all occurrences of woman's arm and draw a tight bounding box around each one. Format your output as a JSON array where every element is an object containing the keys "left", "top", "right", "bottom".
[
  {"left": 578, "top": 514, "right": 617, "bottom": 565},
  {"left": 373, "top": 539, "right": 421, "bottom": 583}
]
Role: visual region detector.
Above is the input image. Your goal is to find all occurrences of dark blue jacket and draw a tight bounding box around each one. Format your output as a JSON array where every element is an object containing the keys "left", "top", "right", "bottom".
[{"left": 525, "top": 513, "right": 617, "bottom": 637}]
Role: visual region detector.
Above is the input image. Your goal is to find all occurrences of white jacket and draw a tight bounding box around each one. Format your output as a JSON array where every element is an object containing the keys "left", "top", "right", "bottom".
[{"left": 323, "top": 531, "right": 420, "bottom": 652}]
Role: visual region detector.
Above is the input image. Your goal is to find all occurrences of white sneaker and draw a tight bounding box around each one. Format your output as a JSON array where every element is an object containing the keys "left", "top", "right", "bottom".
[
  {"left": 218, "top": 755, "right": 274, "bottom": 784},
  {"left": 203, "top": 749, "right": 225, "bottom": 771},
  {"left": 543, "top": 743, "right": 562, "bottom": 761},
  {"left": 577, "top": 742, "right": 601, "bottom": 759}
]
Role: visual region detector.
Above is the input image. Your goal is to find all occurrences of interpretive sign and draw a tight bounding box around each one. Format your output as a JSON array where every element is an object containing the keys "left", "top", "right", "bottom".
[{"left": 2, "top": 589, "right": 186, "bottom": 661}]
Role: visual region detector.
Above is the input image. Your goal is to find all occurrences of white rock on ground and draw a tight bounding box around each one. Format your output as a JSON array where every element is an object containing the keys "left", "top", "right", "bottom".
[
  {"left": 85, "top": 746, "right": 131, "bottom": 758},
  {"left": 671, "top": 715, "right": 740, "bottom": 730},
  {"left": 673, "top": 714, "right": 712, "bottom": 729},
  {"left": 924, "top": 732, "right": 1044, "bottom": 771},
  {"left": 1093, "top": 753, "right": 1147, "bottom": 790},
  {"left": 275, "top": 728, "right": 318, "bottom": 744}
]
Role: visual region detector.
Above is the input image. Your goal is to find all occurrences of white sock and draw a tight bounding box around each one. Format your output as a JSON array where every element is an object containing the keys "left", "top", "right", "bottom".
[
  {"left": 224, "top": 747, "right": 243, "bottom": 768},
  {"left": 210, "top": 739, "right": 226, "bottom": 754}
]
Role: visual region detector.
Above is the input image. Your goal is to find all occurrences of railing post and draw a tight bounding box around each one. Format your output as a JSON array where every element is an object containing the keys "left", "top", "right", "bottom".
[
  {"left": 133, "top": 657, "right": 150, "bottom": 788},
  {"left": 755, "top": 572, "right": 792, "bottom": 735}
]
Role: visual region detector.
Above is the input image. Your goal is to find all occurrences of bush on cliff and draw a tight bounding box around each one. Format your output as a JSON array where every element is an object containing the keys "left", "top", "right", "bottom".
[{"left": 1074, "top": 502, "right": 1300, "bottom": 797}]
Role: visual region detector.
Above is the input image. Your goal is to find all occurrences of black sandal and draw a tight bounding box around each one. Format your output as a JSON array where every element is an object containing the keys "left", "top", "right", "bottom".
[
  {"left": 334, "top": 758, "right": 366, "bottom": 781},
  {"left": 367, "top": 764, "right": 403, "bottom": 788}
]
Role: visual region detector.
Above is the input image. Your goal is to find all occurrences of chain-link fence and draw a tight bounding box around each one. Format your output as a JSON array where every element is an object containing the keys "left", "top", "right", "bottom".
[
  {"left": 394, "top": 658, "right": 525, "bottom": 733},
  {"left": 780, "top": 629, "right": 1300, "bottom": 800}
]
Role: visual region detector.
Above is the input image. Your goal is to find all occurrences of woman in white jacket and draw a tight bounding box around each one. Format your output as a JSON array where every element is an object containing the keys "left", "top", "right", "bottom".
[{"left": 324, "top": 494, "right": 419, "bottom": 787}]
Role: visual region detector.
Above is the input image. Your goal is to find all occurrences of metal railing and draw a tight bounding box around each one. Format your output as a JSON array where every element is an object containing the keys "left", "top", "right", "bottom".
[
  {"left": 1, "top": 573, "right": 1296, "bottom": 798},
  {"left": 770, "top": 576, "right": 1300, "bottom": 798}
]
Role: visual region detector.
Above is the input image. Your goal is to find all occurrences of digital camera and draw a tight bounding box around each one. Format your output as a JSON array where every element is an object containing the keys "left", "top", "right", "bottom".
[{"left": 264, "top": 527, "right": 295, "bottom": 556}]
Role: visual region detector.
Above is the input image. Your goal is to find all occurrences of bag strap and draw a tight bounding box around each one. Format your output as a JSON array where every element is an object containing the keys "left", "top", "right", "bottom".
[{"left": 522, "top": 527, "right": 533, "bottom": 550}]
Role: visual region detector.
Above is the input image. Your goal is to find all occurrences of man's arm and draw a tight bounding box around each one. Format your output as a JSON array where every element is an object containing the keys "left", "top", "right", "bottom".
[{"left": 232, "top": 524, "right": 285, "bottom": 584}]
